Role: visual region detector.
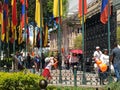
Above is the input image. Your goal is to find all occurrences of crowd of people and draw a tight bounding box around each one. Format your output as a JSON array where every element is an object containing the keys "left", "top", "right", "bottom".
[
  {"left": 11, "top": 42, "right": 120, "bottom": 84},
  {"left": 12, "top": 51, "right": 59, "bottom": 77},
  {"left": 93, "top": 42, "right": 120, "bottom": 85},
  {"left": 12, "top": 52, "right": 44, "bottom": 73}
]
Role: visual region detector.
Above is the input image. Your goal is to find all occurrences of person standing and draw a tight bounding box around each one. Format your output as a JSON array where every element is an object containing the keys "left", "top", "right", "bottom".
[
  {"left": 34, "top": 55, "right": 40, "bottom": 73},
  {"left": 93, "top": 46, "right": 102, "bottom": 60},
  {"left": 110, "top": 42, "right": 120, "bottom": 82},
  {"left": 99, "top": 49, "right": 109, "bottom": 85},
  {"left": 93, "top": 46, "right": 102, "bottom": 82},
  {"left": 26, "top": 53, "right": 31, "bottom": 69},
  {"left": 93, "top": 46, "right": 102, "bottom": 69},
  {"left": 69, "top": 53, "right": 79, "bottom": 73}
]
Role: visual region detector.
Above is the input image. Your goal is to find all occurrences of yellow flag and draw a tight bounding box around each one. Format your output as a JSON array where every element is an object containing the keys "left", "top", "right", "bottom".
[
  {"left": 11, "top": 0, "right": 13, "bottom": 6},
  {"left": 18, "top": 25, "right": 23, "bottom": 44},
  {"left": 53, "top": 0, "right": 63, "bottom": 17},
  {"left": 0, "top": 1, "right": 2, "bottom": 25},
  {"left": 43, "top": 25, "right": 48, "bottom": 47},
  {"left": 35, "top": 0, "right": 41, "bottom": 27},
  {"left": 6, "top": 17, "right": 11, "bottom": 43},
  {"left": 0, "top": 2, "right": 5, "bottom": 42},
  {"left": 79, "top": 15, "right": 86, "bottom": 25},
  {"left": 0, "top": 10, "right": 2, "bottom": 25}
]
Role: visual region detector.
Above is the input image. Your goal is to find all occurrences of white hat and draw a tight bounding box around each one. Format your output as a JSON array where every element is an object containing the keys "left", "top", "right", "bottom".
[
  {"left": 96, "top": 46, "right": 100, "bottom": 49},
  {"left": 45, "top": 57, "right": 50, "bottom": 63}
]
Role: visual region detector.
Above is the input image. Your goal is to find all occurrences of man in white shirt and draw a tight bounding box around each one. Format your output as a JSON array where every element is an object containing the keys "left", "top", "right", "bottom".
[
  {"left": 93, "top": 46, "right": 102, "bottom": 60},
  {"left": 93, "top": 46, "right": 102, "bottom": 82}
]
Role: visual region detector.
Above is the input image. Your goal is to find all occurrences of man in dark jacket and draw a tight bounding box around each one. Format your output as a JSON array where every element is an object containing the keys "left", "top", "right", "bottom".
[{"left": 110, "top": 42, "right": 120, "bottom": 82}]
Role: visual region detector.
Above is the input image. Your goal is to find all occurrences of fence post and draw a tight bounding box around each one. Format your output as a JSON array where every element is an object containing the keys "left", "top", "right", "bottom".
[
  {"left": 39, "top": 79, "right": 48, "bottom": 90},
  {"left": 3, "top": 65, "right": 7, "bottom": 72},
  {"left": 74, "top": 65, "right": 77, "bottom": 86},
  {"left": 32, "top": 65, "right": 35, "bottom": 74}
]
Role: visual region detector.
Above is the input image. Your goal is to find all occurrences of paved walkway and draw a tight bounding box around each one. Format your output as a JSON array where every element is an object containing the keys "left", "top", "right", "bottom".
[{"left": 48, "top": 69, "right": 116, "bottom": 86}]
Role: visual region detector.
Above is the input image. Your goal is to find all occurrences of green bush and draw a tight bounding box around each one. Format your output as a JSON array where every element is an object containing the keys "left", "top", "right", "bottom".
[
  {"left": 0, "top": 71, "right": 44, "bottom": 90},
  {"left": 47, "top": 86, "right": 98, "bottom": 90},
  {"left": 105, "top": 82, "right": 120, "bottom": 90}
]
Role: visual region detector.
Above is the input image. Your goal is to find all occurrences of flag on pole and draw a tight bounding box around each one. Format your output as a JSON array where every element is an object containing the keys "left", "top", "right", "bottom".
[
  {"left": 35, "top": 0, "right": 41, "bottom": 28},
  {"left": 3, "top": 0, "right": 8, "bottom": 42},
  {"left": 78, "top": 0, "right": 87, "bottom": 24},
  {"left": 6, "top": 16, "right": 10, "bottom": 43},
  {"left": 53, "top": 0, "right": 63, "bottom": 17},
  {"left": 18, "top": 22, "right": 23, "bottom": 44},
  {"left": 53, "top": 0, "right": 63, "bottom": 24},
  {"left": 100, "top": 0, "right": 111, "bottom": 24},
  {"left": 11, "top": 0, "right": 17, "bottom": 42},
  {"left": 26, "top": 0, "right": 28, "bottom": 24},
  {"left": 20, "top": 0, "right": 25, "bottom": 29},
  {"left": 0, "top": 2, "right": 5, "bottom": 41},
  {"left": 0, "top": 1, "right": 5, "bottom": 42},
  {"left": 43, "top": 24, "right": 48, "bottom": 47},
  {"left": 0, "top": 1, "right": 2, "bottom": 25},
  {"left": 11, "top": 0, "right": 17, "bottom": 26}
]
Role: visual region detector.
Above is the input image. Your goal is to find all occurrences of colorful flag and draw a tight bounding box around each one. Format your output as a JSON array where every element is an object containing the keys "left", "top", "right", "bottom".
[
  {"left": 78, "top": 0, "right": 87, "bottom": 24},
  {"left": 43, "top": 24, "right": 48, "bottom": 47},
  {"left": 53, "top": 0, "right": 63, "bottom": 18},
  {"left": 20, "top": 0, "right": 25, "bottom": 29},
  {"left": 78, "top": 0, "right": 87, "bottom": 17},
  {"left": 0, "top": 2, "right": 5, "bottom": 41},
  {"left": 100, "top": 0, "right": 111, "bottom": 24},
  {"left": 11, "top": 0, "right": 17, "bottom": 43},
  {"left": 26, "top": 0, "right": 28, "bottom": 24},
  {"left": 18, "top": 22, "right": 23, "bottom": 44},
  {"left": 6, "top": 17, "right": 10, "bottom": 43},
  {"left": 11, "top": 0, "right": 17, "bottom": 26},
  {"left": 3, "top": 0, "right": 8, "bottom": 42},
  {"left": 35, "top": 0, "right": 41, "bottom": 28},
  {"left": 0, "top": 2, "right": 5, "bottom": 42},
  {"left": 0, "top": 1, "right": 2, "bottom": 25}
]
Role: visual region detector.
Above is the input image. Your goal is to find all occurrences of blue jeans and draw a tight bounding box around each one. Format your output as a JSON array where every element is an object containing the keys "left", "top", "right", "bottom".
[{"left": 114, "top": 63, "right": 120, "bottom": 81}]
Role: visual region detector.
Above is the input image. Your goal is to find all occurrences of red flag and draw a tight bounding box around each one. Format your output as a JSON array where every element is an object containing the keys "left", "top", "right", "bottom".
[
  {"left": 12, "top": 0, "right": 17, "bottom": 26},
  {"left": 100, "top": 0, "right": 111, "bottom": 24},
  {"left": 78, "top": 0, "right": 87, "bottom": 17}
]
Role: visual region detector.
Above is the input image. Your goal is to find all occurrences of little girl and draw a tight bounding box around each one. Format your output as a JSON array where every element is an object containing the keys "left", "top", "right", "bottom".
[{"left": 41, "top": 57, "right": 58, "bottom": 80}]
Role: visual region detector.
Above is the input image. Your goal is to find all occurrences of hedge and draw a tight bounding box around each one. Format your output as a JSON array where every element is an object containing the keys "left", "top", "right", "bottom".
[{"left": 0, "top": 71, "right": 44, "bottom": 90}]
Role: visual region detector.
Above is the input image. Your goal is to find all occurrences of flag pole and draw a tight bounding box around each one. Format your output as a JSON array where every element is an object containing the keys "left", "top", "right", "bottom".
[
  {"left": 7, "top": 21, "right": 10, "bottom": 67},
  {"left": 40, "top": 0, "right": 43, "bottom": 73},
  {"left": 24, "top": 0, "right": 27, "bottom": 68},
  {"left": 108, "top": 0, "right": 110, "bottom": 56},
  {"left": 82, "top": 0, "right": 86, "bottom": 84},
  {"left": 0, "top": 24, "right": 1, "bottom": 67},
  {"left": 108, "top": 0, "right": 112, "bottom": 83},
  {"left": 0, "top": 1, "right": 1, "bottom": 67},
  {"left": 58, "top": 0, "right": 62, "bottom": 83}
]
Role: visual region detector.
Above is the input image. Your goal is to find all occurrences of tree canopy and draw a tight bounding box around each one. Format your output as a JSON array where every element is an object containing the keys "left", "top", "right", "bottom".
[{"left": 74, "top": 34, "right": 82, "bottom": 49}]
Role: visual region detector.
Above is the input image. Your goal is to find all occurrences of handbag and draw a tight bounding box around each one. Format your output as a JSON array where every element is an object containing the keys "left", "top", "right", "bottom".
[{"left": 110, "top": 64, "right": 115, "bottom": 74}]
